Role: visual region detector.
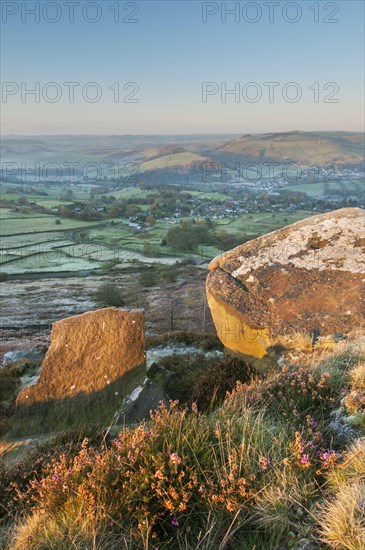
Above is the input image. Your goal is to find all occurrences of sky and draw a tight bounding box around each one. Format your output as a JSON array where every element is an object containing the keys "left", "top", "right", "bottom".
[{"left": 1, "top": 0, "right": 364, "bottom": 134}]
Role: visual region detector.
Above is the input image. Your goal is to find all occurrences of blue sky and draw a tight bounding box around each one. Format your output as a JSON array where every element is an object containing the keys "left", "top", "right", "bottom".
[{"left": 1, "top": 0, "right": 364, "bottom": 134}]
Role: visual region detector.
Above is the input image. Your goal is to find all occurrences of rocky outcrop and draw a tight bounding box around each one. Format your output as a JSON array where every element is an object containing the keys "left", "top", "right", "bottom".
[
  {"left": 16, "top": 308, "right": 145, "bottom": 406},
  {"left": 206, "top": 208, "right": 365, "bottom": 358}
]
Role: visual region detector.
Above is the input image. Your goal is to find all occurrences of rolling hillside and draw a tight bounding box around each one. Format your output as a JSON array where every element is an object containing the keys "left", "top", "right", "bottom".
[
  {"left": 1, "top": 132, "right": 364, "bottom": 180},
  {"left": 211, "top": 131, "right": 365, "bottom": 167}
]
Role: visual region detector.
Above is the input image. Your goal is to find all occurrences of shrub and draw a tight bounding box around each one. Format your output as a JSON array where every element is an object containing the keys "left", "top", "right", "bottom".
[
  {"left": 94, "top": 281, "right": 124, "bottom": 307},
  {"left": 193, "top": 356, "right": 253, "bottom": 410},
  {"left": 0, "top": 427, "right": 110, "bottom": 522},
  {"left": 146, "top": 331, "right": 223, "bottom": 351},
  {"left": 149, "top": 353, "right": 211, "bottom": 403},
  {"left": 0, "top": 366, "right": 21, "bottom": 437},
  {"left": 253, "top": 365, "right": 338, "bottom": 427},
  {"left": 138, "top": 270, "right": 157, "bottom": 287},
  {"left": 157, "top": 264, "right": 178, "bottom": 283},
  {"left": 12, "top": 400, "right": 294, "bottom": 548},
  {"left": 0, "top": 367, "right": 20, "bottom": 408}
]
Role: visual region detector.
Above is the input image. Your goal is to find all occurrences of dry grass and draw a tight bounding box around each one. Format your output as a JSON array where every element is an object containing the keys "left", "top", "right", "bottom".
[
  {"left": 325, "top": 438, "right": 365, "bottom": 491},
  {"left": 280, "top": 331, "right": 314, "bottom": 352},
  {"left": 254, "top": 469, "right": 315, "bottom": 540},
  {"left": 317, "top": 481, "right": 365, "bottom": 550},
  {"left": 285, "top": 336, "right": 365, "bottom": 370},
  {"left": 316, "top": 439, "right": 365, "bottom": 549},
  {"left": 349, "top": 362, "right": 365, "bottom": 391},
  {"left": 10, "top": 508, "right": 135, "bottom": 550}
]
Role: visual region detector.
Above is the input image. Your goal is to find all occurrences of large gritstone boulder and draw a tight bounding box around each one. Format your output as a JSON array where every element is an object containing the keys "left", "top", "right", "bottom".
[
  {"left": 17, "top": 308, "right": 145, "bottom": 406},
  {"left": 206, "top": 208, "right": 365, "bottom": 358}
]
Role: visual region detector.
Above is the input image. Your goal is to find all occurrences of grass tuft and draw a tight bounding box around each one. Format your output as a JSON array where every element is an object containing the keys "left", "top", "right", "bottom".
[{"left": 317, "top": 481, "right": 365, "bottom": 550}]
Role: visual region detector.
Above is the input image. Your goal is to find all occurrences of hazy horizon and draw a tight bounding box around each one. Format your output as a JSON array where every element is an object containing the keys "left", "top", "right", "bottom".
[
  {"left": 1, "top": 1, "right": 364, "bottom": 134},
  {"left": 3, "top": 129, "right": 364, "bottom": 138}
]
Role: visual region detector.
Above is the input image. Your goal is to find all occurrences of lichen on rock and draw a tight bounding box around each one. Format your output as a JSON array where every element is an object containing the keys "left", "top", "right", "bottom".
[{"left": 207, "top": 208, "right": 365, "bottom": 358}]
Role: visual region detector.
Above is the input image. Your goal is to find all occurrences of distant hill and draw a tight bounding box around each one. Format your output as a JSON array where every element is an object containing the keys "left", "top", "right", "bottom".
[
  {"left": 1, "top": 131, "right": 364, "bottom": 171},
  {"left": 210, "top": 131, "right": 365, "bottom": 167}
]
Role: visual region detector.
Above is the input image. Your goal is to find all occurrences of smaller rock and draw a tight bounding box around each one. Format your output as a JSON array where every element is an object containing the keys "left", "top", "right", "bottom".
[
  {"left": 328, "top": 407, "right": 358, "bottom": 441},
  {"left": 293, "top": 538, "right": 318, "bottom": 550},
  {"left": 2, "top": 346, "right": 47, "bottom": 368},
  {"left": 148, "top": 362, "right": 175, "bottom": 387},
  {"left": 117, "top": 379, "right": 169, "bottom": 423}
]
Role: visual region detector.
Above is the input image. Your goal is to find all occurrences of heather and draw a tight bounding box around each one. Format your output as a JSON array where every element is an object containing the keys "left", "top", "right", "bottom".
[{"left": 1, "top": 338, "right": 364, "bottom": 549}]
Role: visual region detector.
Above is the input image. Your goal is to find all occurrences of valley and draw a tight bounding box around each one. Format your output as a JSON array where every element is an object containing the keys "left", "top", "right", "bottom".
[{"left": 1, "top": 131, "right": 363, "bottom": 364}]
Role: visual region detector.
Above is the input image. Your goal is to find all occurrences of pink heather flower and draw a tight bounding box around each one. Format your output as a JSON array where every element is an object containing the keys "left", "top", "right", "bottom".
[
  {"left": 170, "top": 453, "right": 181, "bottom": 465},
  {"left": 320, "top": 450, "right": 336, "bottom": 466},
  {"left": 191, "top": 402, "right": 198, "bottom": 413},
  {"left": 171, "top": 517, "right": 178, "bottom": 527},
  {"left": 300, "top": 454, "right": 310, "bottom": 465},
  {"left": 259, "top": 456, "right": 270, "bottom": 470}
]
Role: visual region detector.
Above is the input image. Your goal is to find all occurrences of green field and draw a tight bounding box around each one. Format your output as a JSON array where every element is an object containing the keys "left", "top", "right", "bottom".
[
  {"left": 0, "top": 214, "right": 97, "bottom": 236},
  {"left": 0, "top": 199, "right": 318, "bottom": 276},
  {"left": 0, "top": 204, "right": 182, "bottom": 274},
  {"left": 0, "top": 172, "right": 329, "bottom": 277},
  {"left": 214, "top": 210, "right": 313, "bottom": 236},
  {"left": 140, "top": 152, "right": 207, "bottom": 171},
  {"left": 104, "top": 187, "right": 150, "bottom": 199},
  {"left": 286, "top": 179, "right": 363, "bottom": 198},
  {"left": 189, "top": 191, "right": 231, "bottom": 201},
  {"left": 286, "top": 182, "right": 328, "bottom": 197}
]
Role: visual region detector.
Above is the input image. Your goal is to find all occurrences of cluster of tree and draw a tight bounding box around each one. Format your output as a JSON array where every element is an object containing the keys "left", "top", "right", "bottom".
[
  {"left": 210, "top": 230, "right": 251, "bottom": 252},
  {"left": 165, "top": 219, "right": 211, "bottom": 252},
  {"left": 164, "top": 218, "right": 250, "bottom": 254},
  {"left": 138, "top": 264, "right": 179, "bottom": 287},
  {"left": 125, "top": 163, "right": 203, "bottom": 186},
  {"left": 57, "top": 204, "right": 103, "bottom": 222},
  {"left": 94, "top": 281, "right": 124, "bottom": 307}
]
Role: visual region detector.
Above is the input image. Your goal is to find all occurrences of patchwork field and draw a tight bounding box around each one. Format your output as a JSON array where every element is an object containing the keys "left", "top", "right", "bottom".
[
  {"left": 0, "top": 185, "right": 323, "bottom": 279},
  {"left": 140, "top": 152, "right": 208, "bottom": 171}
]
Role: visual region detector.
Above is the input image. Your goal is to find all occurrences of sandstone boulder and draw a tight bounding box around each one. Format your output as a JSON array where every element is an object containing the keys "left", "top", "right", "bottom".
[
  {"left": 206, "top": 208, "right": 365, "bottom": 358},
  {"left": 16, "top": 308, "right": 145, "bottom": 406}
]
